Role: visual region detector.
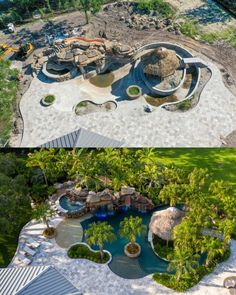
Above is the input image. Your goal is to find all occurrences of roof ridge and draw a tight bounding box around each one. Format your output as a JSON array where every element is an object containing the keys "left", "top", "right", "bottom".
[{"left": 16, "top": 266, "right": 51, "bottom": 294}]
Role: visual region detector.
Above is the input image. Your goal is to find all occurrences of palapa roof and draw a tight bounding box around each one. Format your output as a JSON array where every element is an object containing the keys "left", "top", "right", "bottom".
[
  {"left": 143, "top": 47, "right": 180, "bottom": 78},
  {"left": 149, "top": 207, "right": 185, "bottom": 241}
]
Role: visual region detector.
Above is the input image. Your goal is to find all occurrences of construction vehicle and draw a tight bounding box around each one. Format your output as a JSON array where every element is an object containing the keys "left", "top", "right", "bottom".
[{"left": 0, "top": 42, "right": 34, "bottom": 60}]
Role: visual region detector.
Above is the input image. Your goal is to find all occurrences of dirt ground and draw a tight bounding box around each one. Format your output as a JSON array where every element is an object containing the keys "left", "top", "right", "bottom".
[
  {"left": 167, "top": 0, "right": 236, "bottom": 32},
  {"left": 0, "top": 2, "right": 236, "bottom": 146}
]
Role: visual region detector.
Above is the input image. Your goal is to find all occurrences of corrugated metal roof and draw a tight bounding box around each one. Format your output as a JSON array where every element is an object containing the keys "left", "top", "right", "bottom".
[
  {"left": 0, "top": 266, "right": 48, "bottom": 295},
  {"left": 40, "top": 128, "right": 124, "bottom": 148},
  {"left": 17, "top": 267, "right": 79, "bottom": 295},
  {"left": 0, "top": 266, "right": 80, "bottom": 295}
]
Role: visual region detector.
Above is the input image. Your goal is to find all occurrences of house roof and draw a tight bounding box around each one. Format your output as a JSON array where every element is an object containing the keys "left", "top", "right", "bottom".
[
  {"left": 0, "top": 266, "right": 80, "bottom": 295},
  {"left": 40, "top": 128, "right": 124, "bottom": 148}
]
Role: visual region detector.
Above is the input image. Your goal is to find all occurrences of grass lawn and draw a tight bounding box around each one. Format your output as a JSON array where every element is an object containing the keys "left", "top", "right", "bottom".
[{"left": 156, "top": 148, "right": 236, "bottom": 191}]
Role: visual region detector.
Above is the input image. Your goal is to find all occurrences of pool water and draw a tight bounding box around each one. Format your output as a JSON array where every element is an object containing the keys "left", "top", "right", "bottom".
[
  {"left": 59, "top": 195, "right": 84, "bottom": 212},
  {"left": 81, "top": 208, "right": 169, "bottom": 279},
  {"left": 89, "top": 72, "right": 115, "bottom": 88}
]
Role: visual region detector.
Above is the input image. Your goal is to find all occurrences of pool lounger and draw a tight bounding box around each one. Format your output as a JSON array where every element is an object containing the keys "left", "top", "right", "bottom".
[
  {"left": 16, "top": 253, "right": 31, "bottom": 265},
  {"left": 23, "top": 245, "right": 36, "bottom": 256},
  {"left": 26, "top": 237, "right": 40, "bottom": 249}
]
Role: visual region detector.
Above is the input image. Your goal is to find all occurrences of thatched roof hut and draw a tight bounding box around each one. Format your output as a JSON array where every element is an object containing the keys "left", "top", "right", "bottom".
[
  {"left": 143, "top": 47, "right": 180, "bottom": 78},
  {"left": 149, "top": 207, "right": 185, "bottom": 241}
]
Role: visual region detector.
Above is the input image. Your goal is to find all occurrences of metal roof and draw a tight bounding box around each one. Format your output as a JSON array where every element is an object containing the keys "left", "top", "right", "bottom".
[
  {"left": 0, "top": 266, "right": 80, "bottom": 295},
  {"left": 0, "top": 266, "right": 48, "bottom": 295},
  {"left": 40, "top": 128, "right": 124, "bottom": 148}
]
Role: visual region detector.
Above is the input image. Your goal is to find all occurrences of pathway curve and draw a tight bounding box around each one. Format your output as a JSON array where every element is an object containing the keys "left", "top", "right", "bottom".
[{"left": 9, "top": 217, "right": 236, "bottom": 295}]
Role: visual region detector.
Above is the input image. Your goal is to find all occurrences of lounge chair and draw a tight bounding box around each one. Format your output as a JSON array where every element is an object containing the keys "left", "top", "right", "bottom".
[
  {"left": 16, "top": 253, "right": 31, "bottom": 265},
  {"left": 23, "top": 245, "right": 36, "bottom": 256},
  {"left": 26, "top": 237, "right": 40, "bottom": 249}
]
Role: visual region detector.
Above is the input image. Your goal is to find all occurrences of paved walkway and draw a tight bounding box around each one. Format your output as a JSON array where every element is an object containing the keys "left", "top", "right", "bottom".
[
  {"left": 9, "top": 217, "right": 236, "bottom": 295},
  {"left": 19, "top": 57, "right": 236, "bottom": 147}
]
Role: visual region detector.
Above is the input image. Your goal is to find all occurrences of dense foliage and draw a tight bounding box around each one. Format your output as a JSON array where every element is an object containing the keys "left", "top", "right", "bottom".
[
  {"left": 68, "top": 243, "right": 110, "bottom": 263},
  {"left": 0, "top": 0, "right": 106, "bottom": 27},
  {"left": 0, "top": 152, "right": 31, "bottom": 266},
  {"left": 0, "top": 60, "right": 19, "bottom": 146},
  {"left": 137, "top": 0, "right": 175, "bottom": 18}
]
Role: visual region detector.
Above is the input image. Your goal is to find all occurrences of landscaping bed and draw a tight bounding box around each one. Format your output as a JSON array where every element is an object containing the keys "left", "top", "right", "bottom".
[
  {"left": 41, "top": 94, "right": 56, "bottom": 106},
  {"left": 153, "top": 246, "right": 231, "bottom": 292},
  {"left": 75, "top": 100, "right": 117, "bottom": 116},
  {"left": 126, "top": 85, "right": 142, "bottom": 100},
  {"left": 68, "top": 243, "right": 110, "bottom": 264},
  {"left": 153, "top": 235, "right": 174, "bottom": 260}
]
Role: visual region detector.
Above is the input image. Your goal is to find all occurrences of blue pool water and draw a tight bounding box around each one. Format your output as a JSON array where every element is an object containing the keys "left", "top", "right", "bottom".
[
  {"left": 81, "top": 208, "right": 170, "bottom": 279},
  {"left": 59, "top": 195, "right": 84, "bottom": 212}
]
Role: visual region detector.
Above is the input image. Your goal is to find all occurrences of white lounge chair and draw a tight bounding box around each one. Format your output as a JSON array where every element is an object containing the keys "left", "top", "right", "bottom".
[
  {"left": 26, "top": 237, "right": 40, "bottom": 249},
  {"left": 16, "top": 253, "right": 31, "bottom": 265},
  {"left": 23, "top": 245, "right": 36, "bottom": 256}
]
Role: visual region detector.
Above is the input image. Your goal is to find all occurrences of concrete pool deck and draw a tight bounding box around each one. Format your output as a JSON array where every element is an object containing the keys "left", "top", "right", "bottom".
[
  {"left": 9, "top": 216, "right": 236, "bottom": 295},
  {"left": 19, "top": 55, "right": 236, "bottom": 147}
]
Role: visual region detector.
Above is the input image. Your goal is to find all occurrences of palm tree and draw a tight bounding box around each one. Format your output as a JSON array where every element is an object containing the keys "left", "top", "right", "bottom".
[
  {"left": 85, "top": 221, "right": 116, "bottom": 260},
  {"left": 27, "top": 149, "right": 55, "bottom": 186},
  {"left": 119, "top": 216, "right": 144, "bottom": 247},
  {"left": 79, "top": 0, "right": 104, "bottom": 24},
  {"left": 201, "top": 237, "right": 224, "bottom": 267},
  {"left": 32, "top": 203, "right": 54, "bottom": 230},
  {"left": 168, "top": 247, "right": 199, "bottom": 281}
]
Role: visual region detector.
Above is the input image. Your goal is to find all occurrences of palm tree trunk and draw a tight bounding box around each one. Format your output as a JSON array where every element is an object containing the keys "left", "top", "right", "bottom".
[
  {"left": 44, "top": 217, "right": 50, "bottom": 229},
  {"left": 84, "top": 9, "right": 90, "bottom": 24},
  {"left": 99, "top": 245, "right": 104, "bottom": 260},
  {"left": 42, "top": 170, "right": 48, "bottom": 186}
]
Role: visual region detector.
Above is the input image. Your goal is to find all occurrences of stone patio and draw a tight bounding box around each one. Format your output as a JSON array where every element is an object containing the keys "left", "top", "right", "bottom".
[
  {"left": 9, "top": 216, "right": 236, "bottom": 295},
  {"left": 19, "top": 48, "right": 236, "bottom": 147}
]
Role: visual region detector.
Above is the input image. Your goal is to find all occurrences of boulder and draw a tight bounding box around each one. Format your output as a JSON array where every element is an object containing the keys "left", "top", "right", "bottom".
[{"left": 120, "top": 186, "right": 135, "bottom": 196}]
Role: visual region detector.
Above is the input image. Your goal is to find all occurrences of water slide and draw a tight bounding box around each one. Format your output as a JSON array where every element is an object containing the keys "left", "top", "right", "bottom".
[{"left": 64, "top": 36, "right": 105, "bottom": 46}]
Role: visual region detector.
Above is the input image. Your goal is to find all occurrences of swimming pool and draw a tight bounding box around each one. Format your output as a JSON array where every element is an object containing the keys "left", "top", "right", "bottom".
[
  {"left": 81, "top": 208, "right": 169, "bottom": 279},
  {"left": 59, "top": 195, "right": 84, "bottom": 212}
]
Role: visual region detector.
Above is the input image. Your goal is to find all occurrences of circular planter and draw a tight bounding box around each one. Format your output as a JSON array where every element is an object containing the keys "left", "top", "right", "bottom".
[
  {"left": 126, "top": 85, "right": 142, "bottom": 100},
  {"left": 41, "top": 94, "right": 56, "bottom": 107},
  {"left": 124, "top": 242, "right": 141, "bottom": 258},
  {"left": 43, "top": 227, "right": 56, "bottom": 239}
]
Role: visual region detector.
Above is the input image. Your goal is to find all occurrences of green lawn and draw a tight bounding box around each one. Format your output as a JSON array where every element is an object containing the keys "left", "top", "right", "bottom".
[{"left": 156, "top": 148, "right": 236, "bottom": 190}]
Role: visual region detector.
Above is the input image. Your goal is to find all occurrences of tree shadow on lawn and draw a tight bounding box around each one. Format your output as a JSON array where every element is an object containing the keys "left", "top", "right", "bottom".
[
  {"left": 184, "top": 0, "right": 232, "bottom": 24},
  {"left": 156, "top": 148, "right": 236, "bottom": 189}
]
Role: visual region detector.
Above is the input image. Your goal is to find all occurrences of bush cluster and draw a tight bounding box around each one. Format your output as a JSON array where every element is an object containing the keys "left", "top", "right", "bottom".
[{"left": 68, "top": 244, "right": 110, "bottom": 264}]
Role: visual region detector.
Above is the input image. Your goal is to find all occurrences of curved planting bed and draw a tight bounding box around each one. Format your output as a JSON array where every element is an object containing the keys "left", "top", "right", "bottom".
[
  {"left": 68, "top": 243, "right": 111, "bottom": 264},
  {"left": 75, "top": 100, "right": 117, "bottom": 116}
]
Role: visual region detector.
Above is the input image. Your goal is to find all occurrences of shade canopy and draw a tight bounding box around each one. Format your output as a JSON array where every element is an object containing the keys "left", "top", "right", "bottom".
[
  {"left": 149, "top": 207, "right": 185, "bottom": 241},
  {"left": 143, "top": 47, "right": 180, "bottom": 78}
]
